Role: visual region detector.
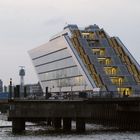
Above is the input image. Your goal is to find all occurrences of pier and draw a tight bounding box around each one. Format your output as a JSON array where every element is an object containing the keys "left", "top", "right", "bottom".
[{"left": 4, "top": 97, "right": 140, "bottom": 133}]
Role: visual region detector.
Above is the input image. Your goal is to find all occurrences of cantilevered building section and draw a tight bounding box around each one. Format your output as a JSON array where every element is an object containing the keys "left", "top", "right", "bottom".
[{"left": 29, "top": 24, "right": 140, "bottom": 95}]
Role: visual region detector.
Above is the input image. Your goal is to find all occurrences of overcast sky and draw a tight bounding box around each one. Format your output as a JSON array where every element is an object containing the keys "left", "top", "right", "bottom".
[{"left": 0, "top": 0, "right": 140, "bottom": 86}]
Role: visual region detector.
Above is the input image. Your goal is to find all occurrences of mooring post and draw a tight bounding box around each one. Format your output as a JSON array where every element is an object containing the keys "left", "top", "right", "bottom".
[
  {"left": 76, "top": 118, "right": 85, "bottom": 132},
  {"left": 12, "top": 119, "right": 25, "bottom": 133},
  {"left": 63, "top": 118, "right": 72, "bottom": 131}
]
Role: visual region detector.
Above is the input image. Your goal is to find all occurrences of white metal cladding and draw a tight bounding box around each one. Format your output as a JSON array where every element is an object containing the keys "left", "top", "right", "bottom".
[
  {"left": 29, "top": 36, "right": 68, "bottom": 59},
  {"left": 33, "top": 48, "right": 70, "bottom": 66},
  {"left": 36, "top": 57, "right": 76, "bottom": 74}
]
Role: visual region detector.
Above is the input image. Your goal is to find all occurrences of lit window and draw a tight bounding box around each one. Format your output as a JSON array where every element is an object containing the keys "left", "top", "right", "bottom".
[
  {"left": 104, "top": 67, "right": 117, "bottom": 75},
  {"left": 111, "top": 77, "right": 124, "bottom": 85},
  {"left": 112, "top": 68, "right": 117, "bottom": 75},
  {"left": 100, "top": 49, "right": 105, "bottom": 56},
  {"left": 92, "top": 48, "right": 105, "bottom": 56},
  {"left": 117, "top": 87, "right": 131, "bottom": 95},
  {"left": 82, "top": 32, "right": 95, "bottom": 40},
  {"left": 105, "top": 58, "right": 111, "bottom": 65},
  {"left": 98, "top": 58, "right": 111, "bottom": 65}
]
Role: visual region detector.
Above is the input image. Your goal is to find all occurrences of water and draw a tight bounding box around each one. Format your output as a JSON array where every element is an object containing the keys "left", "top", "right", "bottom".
[{"left": 0, "top": 120, "right": 140, "bottom": 140}]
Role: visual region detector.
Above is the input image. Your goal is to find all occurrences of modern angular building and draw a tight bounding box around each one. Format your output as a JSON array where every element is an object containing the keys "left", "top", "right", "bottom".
[{"left": 29, "top": 24, "right": 140, "bottom": 96}]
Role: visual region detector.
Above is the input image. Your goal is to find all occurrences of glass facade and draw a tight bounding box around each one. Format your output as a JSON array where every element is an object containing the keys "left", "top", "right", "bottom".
[
  {"left": 39, "top": 66, "right": 81, "bottom": 81},
  {"left": 29, "top": 36, "right": 88, "bottom": 92},
  {"left": 33, "top": 48, "right": 70, "bottom": 66},
  {"left": 42, "top": 76, "right": 86, "bottom": 89},
  {"left": 37, "top": 52, "right": 87, "bottom": 91},
  {"left": 36, "top": 57, "right": 76, "bottom": 74}
]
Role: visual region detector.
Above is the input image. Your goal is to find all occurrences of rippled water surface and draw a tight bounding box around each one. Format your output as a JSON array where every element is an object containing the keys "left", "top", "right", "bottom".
[{"left": 0, "top": 120, "right": 140, "bottom": 140}]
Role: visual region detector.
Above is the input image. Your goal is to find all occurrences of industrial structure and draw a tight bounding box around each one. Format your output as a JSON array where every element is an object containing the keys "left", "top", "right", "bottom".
[{"left": 29, "top": 24, "right": 140, "bottom": 96}]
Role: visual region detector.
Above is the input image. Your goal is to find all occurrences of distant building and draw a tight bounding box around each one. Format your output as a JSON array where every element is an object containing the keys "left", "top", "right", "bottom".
[
  {"left": 3, "top": 85, "right": 7, "bottom": 92},
  {"left": 29, "top": 24, "right": 140, "bottom": 96},
  {"left": 0, "top": 79, "right": 3, "bottom": 92},
  {"left": 25, "top": 82, "right": 43, "bottom": 97}
]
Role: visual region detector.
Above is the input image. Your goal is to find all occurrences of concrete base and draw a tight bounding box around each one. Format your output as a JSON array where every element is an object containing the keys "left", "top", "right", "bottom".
[
  {"left": 12, "top": 119, "right": 25, "bottom": 133},
  {"left": 63, "top": 118, "right": 71, "bottom": 131},
  {"left": 53, "top": 118, "right": 61, "bottom": 129},
  {"left": 76, "top": 118, "right": 85, "bottom": 132}
]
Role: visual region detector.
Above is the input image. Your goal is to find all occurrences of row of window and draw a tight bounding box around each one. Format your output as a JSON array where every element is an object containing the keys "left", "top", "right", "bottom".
[
  {"left": 82, "top": 32, "right": 96, "bottom": 40},
  {"left": 36, "top": 57, "right": 76, "bottom": 74},
  {"left": 33, "top": 48, "right": 70, "bottom": 66},
  {"left": 41, "top": 76, "right": 86, "bottom": 88},
  {"left": 39, "top": 66, "right": 81, "bottom": 81}
]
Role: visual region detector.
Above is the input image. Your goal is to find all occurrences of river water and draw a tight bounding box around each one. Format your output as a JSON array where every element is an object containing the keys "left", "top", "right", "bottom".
[{"left": 0, "top": 120, "right": 140, "bottom": 140}]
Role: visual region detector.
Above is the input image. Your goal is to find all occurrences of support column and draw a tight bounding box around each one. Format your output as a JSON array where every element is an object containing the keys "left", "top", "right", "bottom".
[
  {"left": 12, "top": 119, "right": 25, "bottom": 133},
  {"left": 53, "top": 118, "right": 61, "bottom": 129},
  {"left": 47, "top": 118, "right": 52, "bottom": 126},
  {"left": 63, "top": 118, "right": 71, "bottom": 131},
  {"left": 76, "top": 118, "right": 85, "bottom": 132}
]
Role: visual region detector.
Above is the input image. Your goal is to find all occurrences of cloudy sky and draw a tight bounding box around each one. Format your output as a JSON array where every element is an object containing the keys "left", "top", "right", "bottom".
[{"left": 0, "top": 0, "right": 140, "bottom": 86}]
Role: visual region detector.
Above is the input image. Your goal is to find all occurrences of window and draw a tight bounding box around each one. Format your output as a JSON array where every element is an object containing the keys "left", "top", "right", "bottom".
[
  {"left": 105, "top": 58, "right": 111, "bottom": 65},
  {"left": 117, "top": 87, "right": 131, "bottom": 95},
  {"left": 98, "top": 58, "right": 111, "bottom": 65},
  {"left": 104, "top": 67, "right": 117, "bottom": 75},
  {"left": 82, "top": 32, "right": 95, "bottom": 40},
  {"left": 110, "top": 77, "right": 124, "bottom": 86},
  {"left": 92, "top": 48, "right": 105, "bottom": 56}
]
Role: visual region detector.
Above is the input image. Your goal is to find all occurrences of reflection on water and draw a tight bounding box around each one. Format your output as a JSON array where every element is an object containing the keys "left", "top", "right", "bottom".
[{"left": 0, "top": 120, "right": 140, "bottom": 140}]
